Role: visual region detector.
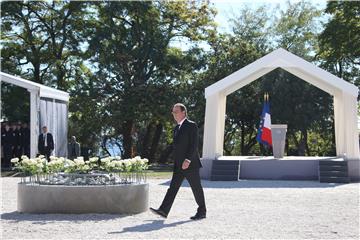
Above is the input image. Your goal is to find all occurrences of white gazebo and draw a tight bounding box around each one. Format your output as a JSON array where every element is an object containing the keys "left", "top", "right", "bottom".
[
  {"left": 1, "top": 72, "right": 69, "bottom": 158},
  {"left": 201, "top": 48, "right": 360, "bottom": 180}
]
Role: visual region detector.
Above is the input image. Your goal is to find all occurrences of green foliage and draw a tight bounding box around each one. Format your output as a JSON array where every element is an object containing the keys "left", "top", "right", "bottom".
[{"left": 318, "top": 1, "right": 360, "bottom": 88}]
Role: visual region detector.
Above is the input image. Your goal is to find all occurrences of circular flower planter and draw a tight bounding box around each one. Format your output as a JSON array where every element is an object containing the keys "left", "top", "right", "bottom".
[{"left": 17, "top": 182, "right": 149, "bottom": 214}]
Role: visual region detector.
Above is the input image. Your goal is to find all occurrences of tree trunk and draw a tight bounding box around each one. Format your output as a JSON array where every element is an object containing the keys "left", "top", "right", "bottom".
[
  {"left": 141, "top": 122, "right": 153, "bottom": 158},
  {"left": 148, "top": 123, "right": 163, "bottom": 163},
  {"left": 304, "top": 130, "right": 310, "bottom": 156},
  {"left": 122, "top": 120, "right": 134, "bottom": 158}
]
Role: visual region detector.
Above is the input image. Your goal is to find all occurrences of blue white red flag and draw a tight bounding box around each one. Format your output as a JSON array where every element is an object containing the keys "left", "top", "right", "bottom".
[{"left": 256, "top": 94, "right": 272, "bottom": 147}]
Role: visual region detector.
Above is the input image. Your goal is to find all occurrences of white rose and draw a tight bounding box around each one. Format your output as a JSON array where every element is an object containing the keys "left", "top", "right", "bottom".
[{"left": 11, "top": 158, "right": 19, "bottom": 163}]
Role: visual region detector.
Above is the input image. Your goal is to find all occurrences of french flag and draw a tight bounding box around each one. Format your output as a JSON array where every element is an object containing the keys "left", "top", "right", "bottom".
[{"left": 256, "top": 94, "right": 272, "bottom": 147}]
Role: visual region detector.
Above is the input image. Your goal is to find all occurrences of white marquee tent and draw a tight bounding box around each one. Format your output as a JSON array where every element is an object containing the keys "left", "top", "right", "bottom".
[
  {"left": 1, "top": 72, "right": 69, "bottom": 158},
  {"left": 201, "top": 48, "right": 360, "bottom": 179}
]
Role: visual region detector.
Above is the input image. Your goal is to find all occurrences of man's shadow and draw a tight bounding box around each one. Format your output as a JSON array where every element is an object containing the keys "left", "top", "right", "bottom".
[{"left": 108, "top": 219, "right": 192, "bottom": 234}]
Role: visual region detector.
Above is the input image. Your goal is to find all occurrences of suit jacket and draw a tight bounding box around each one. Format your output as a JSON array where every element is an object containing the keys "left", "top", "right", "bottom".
[
  {"left": 68, "top": 142, "right": 81, "bottom": 159},
  {"left": 38, "top": 133, "right": 54, "bottom": 152},
  {"left": 172, "top": 119, "right": 202, "bottom": 172}
]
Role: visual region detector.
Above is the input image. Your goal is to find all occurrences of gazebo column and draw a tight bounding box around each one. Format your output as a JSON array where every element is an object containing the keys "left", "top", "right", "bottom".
[
  {"left": 200, "top": 92, "right": 226, "bottom": 179},
  {"left": 333, "top": 94, "right": 345, "bottom": 157},
  {"left": 28, "top": 89, "right": 39, "bottom": 158},
  {"left": 334, "top": 92, "right": 360, "bottom": 181}
]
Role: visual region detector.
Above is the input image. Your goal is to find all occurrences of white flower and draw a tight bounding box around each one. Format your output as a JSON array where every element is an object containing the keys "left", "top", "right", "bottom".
[
  {"left": 65, "top": 160, "right": 75, "bottom": 166},
  {"left": 74, "top": 159, "right": 85, "bottom": 165},
  {"left": 11, "top": 158, "right": 19, "bottom": 163},
  {"left": 50, "top": 156, "right": 57, "bottom": 161},
  {"left": 38, "top": 155, "right": 45, "bottom": 159},
  {"left": 89, "top": 157, "right": 98, "bottom": 163},
  {"left": 21, "top": 155, "right": 28, "bottom": 160},
  {"left": 76, "top": 156, "right": 84, "bottom": 161},
  {"left": 100, "top": 158, "right": 111, "bottom": 164}
]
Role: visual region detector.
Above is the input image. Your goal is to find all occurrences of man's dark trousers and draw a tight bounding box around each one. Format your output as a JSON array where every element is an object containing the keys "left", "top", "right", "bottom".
[{"left": 159, "top": 169, "right": 206, "bottom": 215}]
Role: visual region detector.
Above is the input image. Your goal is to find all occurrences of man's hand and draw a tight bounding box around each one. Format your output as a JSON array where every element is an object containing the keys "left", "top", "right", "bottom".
[{"left": 182, "top": 159, "right": 191, "bottom": 170}]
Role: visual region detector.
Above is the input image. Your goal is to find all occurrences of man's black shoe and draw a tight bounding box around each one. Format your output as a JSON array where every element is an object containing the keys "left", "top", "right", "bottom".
[
  {"left": 190, "top": 213, "right": 206, "bottom": 220},
  {"left": 149, "top": 207, "right": 168, "bottom": 218}
]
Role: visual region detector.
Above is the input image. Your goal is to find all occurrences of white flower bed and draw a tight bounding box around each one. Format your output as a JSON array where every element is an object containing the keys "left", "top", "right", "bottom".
[{"left": 11, "top": 155, "right": 149, "bottom": 185}]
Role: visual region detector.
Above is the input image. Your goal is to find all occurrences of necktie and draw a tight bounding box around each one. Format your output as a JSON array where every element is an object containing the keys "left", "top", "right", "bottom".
[
  {"left": 174, "top": 124, "right": 180, "bottom": 139},
  {"left": 44, "top": 134, "right": 47, "bottom": 147}
]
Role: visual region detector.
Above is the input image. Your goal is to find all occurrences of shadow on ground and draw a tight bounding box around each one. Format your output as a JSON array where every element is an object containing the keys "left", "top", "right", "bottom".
[
  {"left": 159, "top": 179, "right": 347, "bottom": 189},
  {"left": 1, "top": 211, "right": 124, "bottom": 223},
  {"left": 108, "top": 219, "right": 192, "bottom": 234}
]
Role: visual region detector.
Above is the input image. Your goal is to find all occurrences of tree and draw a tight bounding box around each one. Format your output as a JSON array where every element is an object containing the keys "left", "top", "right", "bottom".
[
  {"left": 86, "top": 1, "right": 216, "bottom": 159},
  {"left": 318, "top": 1, "right": 360, "bottom": 87},
  {"left": 1, "top": 1, "right": 87, "bottom": 89}
]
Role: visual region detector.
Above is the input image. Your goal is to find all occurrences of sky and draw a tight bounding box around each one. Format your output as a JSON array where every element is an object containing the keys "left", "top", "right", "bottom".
[
  {"left": 211, "top": 0, "right": 328, "bottom": 33},
  {"left": 173, "top": 0, "right": 328, "bottom": 51}
]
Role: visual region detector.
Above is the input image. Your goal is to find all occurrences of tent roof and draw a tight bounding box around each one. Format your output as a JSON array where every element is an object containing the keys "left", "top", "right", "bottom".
[
  {"left": 205, "top": 48, "right": 359, "bottom": 98},
  {"left": 0, "top": 71, "right": 69, "bottom": 102}
]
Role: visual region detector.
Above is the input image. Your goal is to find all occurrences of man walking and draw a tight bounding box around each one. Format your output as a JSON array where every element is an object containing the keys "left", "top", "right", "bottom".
[
  {"left": 150, "top": 103, "right": 206, "bottom": 220},
  {"left": 38, "top": 126, "right": 54, "bottom": 160}
]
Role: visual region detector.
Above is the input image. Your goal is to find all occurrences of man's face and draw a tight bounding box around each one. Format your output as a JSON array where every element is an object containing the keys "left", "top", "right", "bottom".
[
  {"left": 172, "top": 106, "right": 186, "bottom": 123},
  {"left": 42, "top": 127, "right": 47, "bottom": 133}
]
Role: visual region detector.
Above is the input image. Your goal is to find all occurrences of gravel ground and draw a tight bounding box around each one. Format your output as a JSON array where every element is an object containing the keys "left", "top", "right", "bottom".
[{"left": 1, "top": 177, "right": 359, "bottom": 239}]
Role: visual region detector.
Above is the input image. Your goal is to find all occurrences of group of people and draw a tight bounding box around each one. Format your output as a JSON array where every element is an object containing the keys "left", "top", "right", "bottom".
[
  {"left": 1, "top": 123, "right": 81, "bottom": 168},
  {"left": 1, "top": 122, "right": 30, "bottom": 169}
]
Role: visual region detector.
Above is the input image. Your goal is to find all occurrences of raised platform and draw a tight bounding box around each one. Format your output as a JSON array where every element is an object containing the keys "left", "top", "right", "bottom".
[
  {"left": 204, "top": 156, "right": 356, "bottom": 181},
  {"left": 18, "top": 183, "right": 149, "bottom": 214}
]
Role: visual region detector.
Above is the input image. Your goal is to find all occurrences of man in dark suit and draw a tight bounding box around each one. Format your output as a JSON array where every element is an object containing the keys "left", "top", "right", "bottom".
[
  {"left": 38, "top": 126, "right": 54, "bottom": 160},
  {"left": 20, "top": 122, "right": 30, "bottom": 157},
  {"left": 150, "top": 103, "right": 206, "bottom": 220},
  {"left": 68, "top": 136, "right": 81, "bottom": 159},
  {"left": 1, "top": 123, "right": 14, "bottom": 169}
]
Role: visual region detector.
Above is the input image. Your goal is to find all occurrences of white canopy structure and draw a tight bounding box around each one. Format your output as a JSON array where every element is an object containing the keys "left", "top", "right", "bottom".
[
  {"left": 1, "top": 72, "right": 69, "bottom": 158},
  {"left": 201, "top": 48, "right": 360, "bottom": 179}
]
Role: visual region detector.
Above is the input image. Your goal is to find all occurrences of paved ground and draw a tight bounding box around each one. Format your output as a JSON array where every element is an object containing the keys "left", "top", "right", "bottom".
[{"left": 1, "top": 177, "right": 359, "bottom": 239}]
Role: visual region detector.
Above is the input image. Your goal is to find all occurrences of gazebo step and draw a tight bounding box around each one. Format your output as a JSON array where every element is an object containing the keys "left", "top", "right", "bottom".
[
  {"left": 319, "top": 171, "right": 348, "bottom": 177},
  {"left": 319, "top": 176, "right": 350, "bottom": 183},
  {"left": 319, "top": 159, "right": 346, "bottom": 166},
  {"left": 319, "top": 165, "right": 348, "bottom": 172}
]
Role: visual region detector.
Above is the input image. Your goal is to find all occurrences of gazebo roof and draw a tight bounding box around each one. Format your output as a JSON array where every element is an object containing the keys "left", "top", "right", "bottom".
[
  {"left": 0, "top": 71, "right": 69, "bottom": 102},
  {"left": 205, "top": 48, "right": 358, "bottom": 98}
]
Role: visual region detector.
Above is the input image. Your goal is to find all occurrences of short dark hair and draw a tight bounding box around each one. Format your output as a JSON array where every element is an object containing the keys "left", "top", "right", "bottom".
[{"left": 174, "top": 103, "right": 187, "bottom": 116}]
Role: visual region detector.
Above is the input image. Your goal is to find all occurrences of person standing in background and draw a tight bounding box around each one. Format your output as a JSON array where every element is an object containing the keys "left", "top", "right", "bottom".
[
  {"left": 21, "top": 122, "right": 30, "bottom": 157},
  {"left": 10, "top": 123, "right": 18, "bottom": 158},
  {"left": 68, "top": 136, "right": 81, "bottom": 159},
  {"left": 38, "top": 126, "right": 54, "bottom": 160},
  {"left": 14, "top": 122, "right": 22, "bottom": 158},
  {"left": 1, "top": 123, "right": 14, "bottom": 169}
]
